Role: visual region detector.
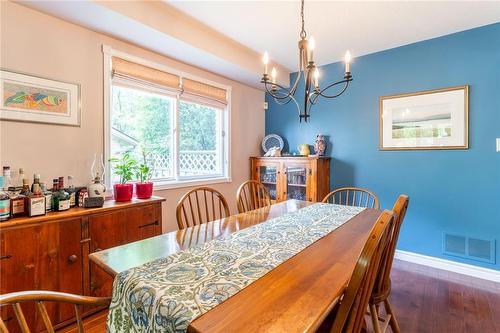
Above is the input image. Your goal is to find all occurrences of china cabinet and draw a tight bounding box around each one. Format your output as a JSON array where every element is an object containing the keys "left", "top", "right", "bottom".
[{"left": 250, "top": 156, "right": 330, "bottom": 203}]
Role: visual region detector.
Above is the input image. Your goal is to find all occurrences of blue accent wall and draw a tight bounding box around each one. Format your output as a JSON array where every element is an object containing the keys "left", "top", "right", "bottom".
[{"left": 266, "top": 23, "right": 500, "bottom": 271}]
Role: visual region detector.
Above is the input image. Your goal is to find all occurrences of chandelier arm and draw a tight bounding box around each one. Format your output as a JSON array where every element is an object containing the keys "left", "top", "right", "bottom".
[
  {"left": 262, "top": 64, "right": 304, "bottom": 100},
  {"left": 308, "top": 79, "right": 351, "bottom": 105},
  {"left": 262, "top": 81, "right": 295, "bottom": 100},
  {"left": 317, "top": 78, "right": 352, "bottom": 99}
]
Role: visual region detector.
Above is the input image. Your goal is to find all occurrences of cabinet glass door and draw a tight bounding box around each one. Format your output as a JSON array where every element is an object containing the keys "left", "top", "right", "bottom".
[
  {"left": 259, "top": 165, "right": 278, "bottom": 200},
  {"left": 286, "top": 165, "right": 307, "bottom": 201}
]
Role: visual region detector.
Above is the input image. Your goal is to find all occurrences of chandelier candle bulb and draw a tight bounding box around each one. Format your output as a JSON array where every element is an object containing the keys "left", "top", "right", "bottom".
[
  {"left": 345, "top": 50, "right": 351, "bottom": 73},
  {"left": 314, "top": 67, "right": 320, "bottom": 88},
  {"left": 263, "top": 51, "right": 269, "bottom": 75},
  {"left": 271, "top": 67, "right": 277, "bottom": 84}
]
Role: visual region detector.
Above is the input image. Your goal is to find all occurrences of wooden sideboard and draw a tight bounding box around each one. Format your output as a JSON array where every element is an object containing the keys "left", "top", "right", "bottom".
[
  {"left": 250, "top": 156, "right": 331, "bottom": 203},
  {"left": 0, "top": 196, "right": 165, "bottom": 332}
]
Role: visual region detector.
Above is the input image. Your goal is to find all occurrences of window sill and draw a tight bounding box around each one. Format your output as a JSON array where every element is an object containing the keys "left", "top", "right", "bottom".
[{"left": 152, "top": 177, "right": 231, "bottom": 191}]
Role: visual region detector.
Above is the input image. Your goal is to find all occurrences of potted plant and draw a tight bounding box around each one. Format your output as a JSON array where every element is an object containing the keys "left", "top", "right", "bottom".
[
  {"left": 135, "top": 147, "right": 154, "bottom": 199},
  {"left": 109, "top": 152, "right": 137, "bottom": 202}
]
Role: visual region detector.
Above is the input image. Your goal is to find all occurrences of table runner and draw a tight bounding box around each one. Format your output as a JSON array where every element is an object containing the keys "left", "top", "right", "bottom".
[{"left": 107, "top": 203, "right": 364, "bottom": 332}]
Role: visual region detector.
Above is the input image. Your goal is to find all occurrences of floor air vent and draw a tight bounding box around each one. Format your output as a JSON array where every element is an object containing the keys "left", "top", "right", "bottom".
[{"left": 443, "top": 233, "right": 495, "bottom": 264}]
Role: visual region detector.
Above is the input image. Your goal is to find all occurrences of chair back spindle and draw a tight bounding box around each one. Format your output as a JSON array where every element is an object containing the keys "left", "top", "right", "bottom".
[
  {"left": 0, "top": 291, "right": 111, "bottom": 333},
  {"left": 236, "top": 180, "right": 272, "bottom": 213},
  {"left": 322, "top": 187, "right": 379, "bottom": 209},
  {"left": 176, "top": 187, "right": 230, "bottom": 230}
]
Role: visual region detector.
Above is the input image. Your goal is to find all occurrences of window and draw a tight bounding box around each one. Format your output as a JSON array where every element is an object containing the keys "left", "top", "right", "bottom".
[{"left": 107, "top": 52, "right": 230, "bottom": 188}]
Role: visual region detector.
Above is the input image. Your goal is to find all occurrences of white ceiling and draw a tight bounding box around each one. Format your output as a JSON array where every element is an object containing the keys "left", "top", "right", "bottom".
[{"left": 168, "top": 1, "right": 500, "bottom": 70}]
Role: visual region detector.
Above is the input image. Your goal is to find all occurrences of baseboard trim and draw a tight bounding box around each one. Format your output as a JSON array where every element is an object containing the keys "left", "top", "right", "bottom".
[{"left": 395, "top": 250, "right": 500, "bottom": 283}]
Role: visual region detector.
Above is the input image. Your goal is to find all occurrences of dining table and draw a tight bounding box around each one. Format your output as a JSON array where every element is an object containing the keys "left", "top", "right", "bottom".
[{"left": 89, "top": 199, "right": 382, "bottom": 333}]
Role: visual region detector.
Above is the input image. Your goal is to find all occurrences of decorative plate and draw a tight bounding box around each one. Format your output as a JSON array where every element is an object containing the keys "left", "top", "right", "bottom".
[{"left": 262, "top": 134, "right": 284, "bottom": 152}]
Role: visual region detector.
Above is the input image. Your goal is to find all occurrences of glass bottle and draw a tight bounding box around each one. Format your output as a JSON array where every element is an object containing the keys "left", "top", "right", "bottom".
[
  {"left": 40, "top": 182, "right": 52, "bottom": 213},
  {"left": 53, "top": 177, "right": 70, "bottom": 212},
  {"left": 0, "top": 176, "right": 10, "bottom": 222},
  {"left": 3, "top": 166, "right": 19, "bottom": 198},
  {"left": 31, "top": 173, "right": 41, "bottom": 192},
  {"left": 66, "top": 175, "right": 76, "bottom": 207},
  {"left": 26, "top": 183, "right": 46, "bottom": 217},
  {"left": 20, "top": 178, "right": 31, "bottom": 196},
  {"left": 10, "top": 171, "right": 26, "bottom": 218}
]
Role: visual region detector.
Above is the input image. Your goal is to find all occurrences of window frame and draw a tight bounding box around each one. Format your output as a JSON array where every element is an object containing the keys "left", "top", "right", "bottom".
[{"left": 103, "top": 45, "right": 231, "bottom": 191}]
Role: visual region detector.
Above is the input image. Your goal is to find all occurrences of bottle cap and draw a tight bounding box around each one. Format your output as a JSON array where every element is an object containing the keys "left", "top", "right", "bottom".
[
  {"left": 23, "top": 178, "right": 29, "bottom": 185},
  {"left": 19, "top": 168, "right": 24, "bottom": 174}
]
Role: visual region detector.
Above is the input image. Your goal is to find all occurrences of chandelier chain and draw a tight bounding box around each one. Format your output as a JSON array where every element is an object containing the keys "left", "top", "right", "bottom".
[{"left": 300, "top": 0, "right": 306, "bottom": 39}]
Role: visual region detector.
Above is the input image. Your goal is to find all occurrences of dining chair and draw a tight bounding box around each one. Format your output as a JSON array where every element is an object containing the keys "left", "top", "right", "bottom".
[
  {"left": 322, "top": 187, "right": 380, "bottom": 209},
  {"left": 368, "top": 195, "right": 409, "bottom": 333},
  {"left": 318, "top": 210, "right": 394, "bottom": 333},
  {"left": 0, "top": 290, "right": 110, "bottom": 333},
  {"left": 236, "top": 180, "right": 272, "bottom": 213},
  {"left": 176, "top": 187, "right": 230, "bottom": 230}
]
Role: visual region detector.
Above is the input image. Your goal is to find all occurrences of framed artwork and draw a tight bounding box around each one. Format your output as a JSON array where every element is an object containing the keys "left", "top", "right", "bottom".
[
  {"left": 0, "top": 69, "right": 81, "bottom": 126},
  {"left": 379, "top": 85, "right": 468, "bottom": 150}
]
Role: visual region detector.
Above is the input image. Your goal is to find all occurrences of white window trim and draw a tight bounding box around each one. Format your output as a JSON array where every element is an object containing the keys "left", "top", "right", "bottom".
[{"left": 102, "top": 45, "right": 232, "bottom": 190}]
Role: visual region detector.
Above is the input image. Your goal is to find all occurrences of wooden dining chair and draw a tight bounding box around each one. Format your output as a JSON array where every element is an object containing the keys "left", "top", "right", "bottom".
[
  {"left": 322, "top": 187, "right": 380, "bottom": 209},
  {"left": 318, "top": 210, "right": 394, "bottom": 333},
  {"left": 368, "top": 195, "right": 409, "bottom": 333},
  {"left": 0, "top": 290, "right": 111, "bottom": 333},
  {"left": 236, "top": 180, "right": 272, "bottom": 213},
  {"left": 176, "top": 187, "right": 230, "bottom": 230}
]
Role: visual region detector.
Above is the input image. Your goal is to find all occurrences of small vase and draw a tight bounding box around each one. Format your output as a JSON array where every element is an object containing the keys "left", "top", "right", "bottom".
[
  {"left": 314, "top": 134, "right": 327, "bottom": 156},
  {"left": 135, "top": 182, "right": 153, "bottom": 199},
  {"left": 114, "top": 184, "right": 133, "bottom": 202}
]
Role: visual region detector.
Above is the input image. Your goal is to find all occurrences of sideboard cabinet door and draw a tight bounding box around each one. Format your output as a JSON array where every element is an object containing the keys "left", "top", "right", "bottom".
[
  {"left": 0, "top": 218, "right": 82, "bottom": 332},
  {"left": 88, "top": 203, "right": 162, "bottom": 298}
]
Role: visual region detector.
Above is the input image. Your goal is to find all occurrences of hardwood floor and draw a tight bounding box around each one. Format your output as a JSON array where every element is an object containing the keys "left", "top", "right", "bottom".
[
  {"left": 56, "top": 259, "right": 500, "bottom": 333},
  {"left": 388, "top": 259, "right": 500, "bottom": 333}
]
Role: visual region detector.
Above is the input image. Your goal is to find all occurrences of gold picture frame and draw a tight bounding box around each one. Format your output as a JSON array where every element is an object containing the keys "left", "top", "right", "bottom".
[{"left": 379, "top": 85, "right": 469, "bottom": 150}]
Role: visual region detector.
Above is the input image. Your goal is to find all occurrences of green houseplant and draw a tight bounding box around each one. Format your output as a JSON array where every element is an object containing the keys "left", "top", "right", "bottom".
[
  {"left": 135, "top": 147, "right": 154, "bottom": 199},
  {"left": 109, "top": 152, "right": 137, "bottom": 201}
]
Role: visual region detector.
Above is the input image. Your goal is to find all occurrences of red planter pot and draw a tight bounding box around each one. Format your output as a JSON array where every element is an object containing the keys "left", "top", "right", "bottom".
[
  {"left": 135, "top": 182, "right": 153, "bottom": 199},
  {"left": 113, "top": 183, "right": 133, "bottom": 202}
]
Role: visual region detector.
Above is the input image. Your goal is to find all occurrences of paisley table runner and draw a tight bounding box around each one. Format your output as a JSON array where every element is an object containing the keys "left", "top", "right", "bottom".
[{"left": 107, "top": 203, "right": 365, "bottom": 332}]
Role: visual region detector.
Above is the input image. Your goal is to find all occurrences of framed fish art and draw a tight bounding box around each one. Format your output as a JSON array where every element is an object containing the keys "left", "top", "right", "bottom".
[{"left": 0, "top": 69, "right": 81, "bottom": 126}]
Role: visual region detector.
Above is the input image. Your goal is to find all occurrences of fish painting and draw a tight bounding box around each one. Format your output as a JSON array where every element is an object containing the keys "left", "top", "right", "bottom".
[
  {"left": 2, "top": 81, "right": 67, "bottom": 114},
  {"left": 5, "top": 91, "right": 63, "bottom": 107}
]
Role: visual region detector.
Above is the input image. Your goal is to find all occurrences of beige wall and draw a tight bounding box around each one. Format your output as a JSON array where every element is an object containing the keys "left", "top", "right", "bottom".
[{"left": 0, "top": 1, "right": 264, "bottom": 232}]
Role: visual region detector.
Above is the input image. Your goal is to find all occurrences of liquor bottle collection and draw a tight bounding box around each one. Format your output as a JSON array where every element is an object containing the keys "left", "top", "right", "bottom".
[{"left": 0, "top": 166, "right": 104, "bottom": 222}]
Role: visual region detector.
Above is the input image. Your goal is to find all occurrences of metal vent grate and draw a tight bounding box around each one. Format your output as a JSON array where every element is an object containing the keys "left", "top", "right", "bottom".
[
  {"left": 469, "top": 238, "right": 493, "bottom": 261},
  {"left": 443, "top": 233, "right": 495, "bottom": 264},
  {"left": 444, "top": 234, "right": 466, "bottom": 255}
]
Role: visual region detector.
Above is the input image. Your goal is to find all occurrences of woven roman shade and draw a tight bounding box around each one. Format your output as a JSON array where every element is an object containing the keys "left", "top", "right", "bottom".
[
  {"left": 112, "top": 57, "right": 228, "bottom": 105},
  {"left": 112, "top": 57, "right": 180, "bottom": 90},
  {"left": 183, "top": 78, "right": 228, "bottom": 104}
]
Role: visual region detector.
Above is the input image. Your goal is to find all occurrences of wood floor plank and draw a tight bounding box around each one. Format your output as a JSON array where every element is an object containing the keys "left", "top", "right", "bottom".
[{"left": 390, "top": 260, "right": 500, "bottom": 333}]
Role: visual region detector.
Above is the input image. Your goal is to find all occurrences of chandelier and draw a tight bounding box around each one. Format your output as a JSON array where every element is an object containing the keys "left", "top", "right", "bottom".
[{"left": 261, "top": 0, "right": 353, "bottom": 122}]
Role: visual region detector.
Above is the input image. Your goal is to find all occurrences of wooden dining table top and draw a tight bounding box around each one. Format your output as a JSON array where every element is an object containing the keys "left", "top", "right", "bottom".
[{"left": 89, "top": 199, "right": 382, "bottom": 333}]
